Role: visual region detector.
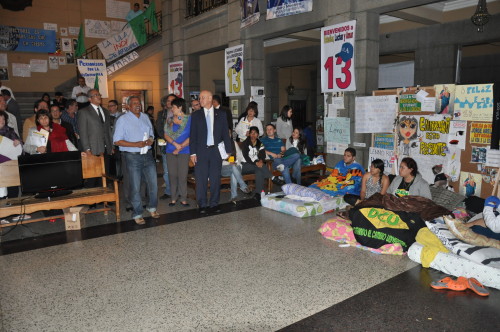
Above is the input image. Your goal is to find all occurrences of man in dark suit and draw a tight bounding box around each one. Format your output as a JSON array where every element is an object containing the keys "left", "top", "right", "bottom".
[
  {"left": 190, "top": 90, "right": 232, "bottom": 214},
  {"left": 78, "top": 89, "right": 113, "bottom": 187},
  {"left": 212, "top": 94, "right": 233, "bottom": 135}
]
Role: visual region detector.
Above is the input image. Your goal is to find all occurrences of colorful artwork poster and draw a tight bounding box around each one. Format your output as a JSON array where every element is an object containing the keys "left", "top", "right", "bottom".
[
  {"left": 0, "top": 25, "right": 56, "bottom": 53},
  {"left": 168, "top": 61, "right": 183, "bottom": 98},
  {"left": 453, "top": 84, "right": 494, "bottom": 122},
  {"left": 266, "top": 0, "right": 312, "bottom": 20},
  {"left": 459, "top": 171, "right": 482, "bottom": 198},
  {"left": 399, "top": 94, "right": 421, "bottom": 112},
  {"left": 355, "top": 95, "right": 397, "bottom": 133},
  {"left": 470, "top": 122, "right": 492, "bottom": 145},
  {"left": 373, "top": 133, "right": 395, "bottom": 150},
  {"left": 434, "top": 84, "right": 455, "bottom": 115},
  {"left": 320, "top": 20, "right": 356, "bottom": 93},
  {"left": 241, "top": 0, "right": 260, "bottom": 28},
  {"left": 225, "top": 44, "right": 245, "bottom": 97},
  {"left": 324, "top": 117, "right": 350, "bottom": 144},
  {"left": 368, "top": 147, "right": 395, "bottom": 175},
  {"left": 471, "top": 146, "right": 487, "bottom": 163},
  {"left": 447, "top": 120, "right": 467, "bottom": 150}
]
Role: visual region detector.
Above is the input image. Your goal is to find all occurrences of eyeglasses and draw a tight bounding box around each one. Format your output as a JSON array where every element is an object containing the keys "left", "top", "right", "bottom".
[{"left": 90, "top": 94, "right": 102, "bottom": 97}]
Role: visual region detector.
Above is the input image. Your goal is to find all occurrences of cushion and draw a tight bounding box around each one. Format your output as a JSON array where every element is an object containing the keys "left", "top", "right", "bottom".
[
  {"left": 426, "top": 219, "right": 500, "bottom": 269},
  {"left": 444, "top": 216, "right": 500, "bottom": 250},
  {"left": 282, "top": 183, "right": 330, "bottom": 201},
  {"left": 429, "top": 186, "right": 465, "bottom": 211}
]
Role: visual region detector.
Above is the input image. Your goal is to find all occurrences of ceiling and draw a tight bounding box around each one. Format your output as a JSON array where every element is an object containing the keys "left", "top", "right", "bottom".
[{"left": 264, "top": 0, "right": 500, "bottom": 57}]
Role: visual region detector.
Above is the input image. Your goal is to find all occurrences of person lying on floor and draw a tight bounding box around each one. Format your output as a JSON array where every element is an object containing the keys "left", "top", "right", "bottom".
[
  {"left": 344, "top": 158, "right": 390, "bottom": 206},
  {"left": 387, "top": 157, "right": 432, "bottom": 200},
  {"left": 309, "top": 147, "right": 365, "bottom": 197},
  {"left": 241, "top": 126, "right": 272, "bottom": 201},
  {"left": 464, "top": 196, "right": 500, "bottom": 241}
]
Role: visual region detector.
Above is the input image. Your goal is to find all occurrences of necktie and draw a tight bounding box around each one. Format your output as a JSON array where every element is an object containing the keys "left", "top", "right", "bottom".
[
  {"left": 97, "top": 106, "right": 105, "bottom": 123},
  {"left": 206, "top": 109, "right": 213, "bottom": 146}
]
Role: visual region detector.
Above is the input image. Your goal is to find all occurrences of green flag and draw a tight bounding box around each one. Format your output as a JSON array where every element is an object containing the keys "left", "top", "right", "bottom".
[
  {"left": 94, "top": 74, "right": 99, "bottom": 90},
  {"left": 129, "top": 2, "right": 158, "bottom": 46},
  {"left": 75, "top": 24, "right": 85, "bottom": 58}
]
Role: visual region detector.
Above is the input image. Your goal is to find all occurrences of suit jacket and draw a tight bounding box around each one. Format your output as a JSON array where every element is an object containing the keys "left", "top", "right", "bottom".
[
  {"left": 6, "top": 98, "right": 22, "bottom": 138},
  {"left": 78, "top": 104, "right": 113, "bottom": 155},
  {"left": 189, "top": 107, "right": 232, "bottom": 158},
  {"left": 216, "top": 105, "right": 233, "bottom": 131}
]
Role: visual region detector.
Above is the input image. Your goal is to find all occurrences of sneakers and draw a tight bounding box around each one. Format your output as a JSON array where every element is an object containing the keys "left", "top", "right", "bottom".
[
  {"left": 1, "top": 219, "right": 10, "bottom": 225},
  {"left": 272, "top": 176, "right": 285, "bottom": 186},
  {"left": 12, "top": 214, "right": 31, "bottom": 222},
  {"left": 134, "top": 217, "right": 146, "bottom": 225},
  {"left": 240, "top": 186, "right": 251, "bottom": 194},
  {"left": 276, "top": 164, "right": 285, "bottom": 172}
]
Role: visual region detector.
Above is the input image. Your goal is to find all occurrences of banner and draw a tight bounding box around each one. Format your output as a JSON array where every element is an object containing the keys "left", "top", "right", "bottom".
[
  {"left": 355, "top": 95, "right": 397, "bottom": 133},
  {"left": 324, "top": 117, "right": 350, "bottom": 144},
  {"left": 225, "top": 44, "right": 245, "bottom": 97},
  {"left": 168, "top": 61, "right": 184, "bottom": 98},
  {"left": 266, "top": 0, "right": 313, "bottom": 20},
  {"left": 77, "top": 59, "right": 108, "bottom": 98},
  {"left": 321, "top": 20, "right": 356, "bottom": 93},
  {"left": 106, "top": 51, "right": 139, "bottom": 75},
  {"left": 0, "top": 25, "right": 56, "bottom": 53},
  {"left": 241, "top": 0, "right": 260, "bottom": 28},
  {"left": 97, "top": 25, "right": 139, "bottom": 62},
  {"left": 454, "top": 84, "right": 494, "bottom": 122}
]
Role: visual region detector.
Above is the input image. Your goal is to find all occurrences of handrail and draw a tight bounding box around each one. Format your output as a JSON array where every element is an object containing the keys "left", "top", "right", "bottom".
[
  {"left": 78, "top": 11, "right": 163, "bottom": 62},
  {"left": 185, "top": 0, "right": 228, "bottom": 19}
]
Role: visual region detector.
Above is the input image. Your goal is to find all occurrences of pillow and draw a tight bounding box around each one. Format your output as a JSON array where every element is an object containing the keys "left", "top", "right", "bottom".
[
  {"left": 429, "top": 186, "right": 465, "bottom": 211},
  {"left": 282, "top": 183, "right": 330, "bottom": 201},
  {"left": 444, "top": 216, "right": 500, "bottom": 250}
]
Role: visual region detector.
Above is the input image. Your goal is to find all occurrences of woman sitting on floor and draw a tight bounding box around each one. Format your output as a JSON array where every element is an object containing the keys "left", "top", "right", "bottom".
[
  {"left": 24, "top": 109, "right": 77, "bottom": 154},
  {"left": 387, "top": 157, "right": 432, "bottom": 200},
  {"left": 344, "top": 158, "right": 390, "bottom": 206},
  {"left": 241, "top": 126, "right": 272, "bottom": 200}
]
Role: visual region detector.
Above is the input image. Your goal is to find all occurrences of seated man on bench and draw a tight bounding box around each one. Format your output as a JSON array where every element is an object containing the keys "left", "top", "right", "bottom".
[{"left": 261, "top": 123, "right": 301, "bottom": 186}]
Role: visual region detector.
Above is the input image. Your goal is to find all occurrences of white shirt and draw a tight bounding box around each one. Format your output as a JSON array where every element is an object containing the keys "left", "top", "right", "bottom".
[
  {"left": 484, "top": 206, "right": 500, "bottom": 233},
  {"left": 71, "top": 85, "right": 90, "bottom": 103},
  {"left": 204, "top": 106, "right": 214, "bottom": 145},
  {"left": 91, "top": 104, "right": 105, "bottom": 123}
]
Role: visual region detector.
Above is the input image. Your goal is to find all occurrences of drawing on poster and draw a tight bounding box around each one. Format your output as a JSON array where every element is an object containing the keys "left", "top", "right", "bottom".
[
  {"left": 471, "top": 146, "right": 487, "bottom": 163},
  {"left": 435, "top": 84, "right": 455, "bottom": 115},
  {"left": 459, "top": 172, "right": 482, "bottom": 198},
  {"left": 397, "top": 115, "right": 419, "bottom": 156}
]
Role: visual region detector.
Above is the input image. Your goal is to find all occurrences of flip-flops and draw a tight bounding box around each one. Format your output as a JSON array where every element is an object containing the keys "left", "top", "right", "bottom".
[
  {"left": 430, "top": 276, "right": 468, "bottom": 291},
  {"left": 430, "top": 276, "right": 489, "bottom": 297},
  {"left": 468, "top": 278, "right": 490, "bottom": 297}
]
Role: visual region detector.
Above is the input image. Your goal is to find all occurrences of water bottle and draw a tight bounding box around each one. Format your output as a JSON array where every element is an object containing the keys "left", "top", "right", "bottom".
[{"left": 260, "top": 190, "right": 265, "bottom": 200}]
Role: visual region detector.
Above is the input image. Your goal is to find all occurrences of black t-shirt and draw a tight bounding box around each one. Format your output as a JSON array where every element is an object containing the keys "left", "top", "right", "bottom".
[{"left": 395, "top": 178, "right": 414, "bottom": 197}]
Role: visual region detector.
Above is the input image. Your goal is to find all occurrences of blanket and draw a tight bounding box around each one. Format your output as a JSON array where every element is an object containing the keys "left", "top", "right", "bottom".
[{"left": 309, "top": 166, "right": 364, "bottom": 197}]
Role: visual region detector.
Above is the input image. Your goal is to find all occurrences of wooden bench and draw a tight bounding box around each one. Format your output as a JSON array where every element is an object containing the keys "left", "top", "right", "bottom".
[{"left": 0, "top": 155, "right": 120, "bottom": 227}]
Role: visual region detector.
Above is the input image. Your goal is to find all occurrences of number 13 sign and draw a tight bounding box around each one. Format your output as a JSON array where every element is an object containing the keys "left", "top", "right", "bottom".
[
  {"left": 321, "top": 20, "right": 356, "bottom": 93},
  {"left": 225, "top": 44, "right": 245, "bottom": 97}
]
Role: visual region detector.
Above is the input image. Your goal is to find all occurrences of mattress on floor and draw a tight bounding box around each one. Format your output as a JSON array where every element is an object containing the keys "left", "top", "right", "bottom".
[
  {"left": 407, "top": 242, "right": 500, "bottom": 290},
  {"left": 261, "top": 193, "right": 348, "bottom": 218}
]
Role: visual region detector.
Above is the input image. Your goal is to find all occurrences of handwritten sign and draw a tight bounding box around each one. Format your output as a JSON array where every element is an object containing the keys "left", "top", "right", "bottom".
[
  {"left": 324, "top": 117, "right": 350, "bottom": 144},
  {"left": 355, "top": 95, "right": 397, "bottom": 133},
  {"left": 0, "top": 25, "right": 56, "bottom": 53},
  {"left": 454, "top": 84, "right": 493, "bottom": 122},
  {"left": 373, "top": 133, "right": 395, "bottom": 150}
]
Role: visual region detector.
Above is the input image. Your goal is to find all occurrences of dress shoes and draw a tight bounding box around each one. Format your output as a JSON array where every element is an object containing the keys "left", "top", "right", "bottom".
[
  {"left": 198, "top": 207, "right": 207, "bottom": 214},
  {"left": 210, "top": 205, "right": 221, "bottom": 213}
]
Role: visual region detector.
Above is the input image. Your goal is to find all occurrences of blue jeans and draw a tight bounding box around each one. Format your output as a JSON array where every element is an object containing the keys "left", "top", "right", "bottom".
[
  {"left": 123, "top": 150, "right": 158, "bottom": 219},
  {"left": 161, "top": 152, "right": 171, "bottom": 195},
  {"left": 221, "top": 164, "right": 248, "bottom": 199},
  {"left": 273, "top": 154, "right": 301, "bottom": 185}
]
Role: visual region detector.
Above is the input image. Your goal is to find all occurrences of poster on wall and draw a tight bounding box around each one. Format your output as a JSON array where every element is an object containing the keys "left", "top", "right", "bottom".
[
  {"left": 454, "top": 84, "right": 494, "bottom": 122},
  {"left": 168, "top": 61, "right": 184, "bottom": 98},
  {"left": 266, "top": 0, "right": 313, "bottom": 20},
  {"left": 368, "top": 147, "right": 395, "bottom": 175},
  {"left": 470, "top": 122, "right": 492, "bottom": 145},
  {"left": 48, "top": 56, "right": 58, "bottom": 70},
  {"left": 12, "top": 63, "right": 30, "bottom": 77},
  {"left": 324, "top": 117, "right": 350, "bottom": 144},
  {"left": 29, "top": 59, "right": 47, "bottom": 73},
  {"left": 241, "top": 0, "right": 260, "bottom": 28},
  {"left": 399, "top": 94, "right": 422, "bottom": 112},
  {"left": 445, "top": 148, "right": 461, "bottom": 182},
  {"left": 321, "top": 20, "right": 356, "bottom": 93},
  {"left": 77, "top": 59, "right": 108, "bottom": 98},
  {"left": 459, "top": 171, "right": 482, "bottom": 198},
  {"left": 85, "top": 19, "right": 111, "bottom": 39},
  {"left": 355, "top": 95, "right": 397, "bottom": 133},
  {"left": 0, "top": 54, "right": 7, "bottom": 67},
  {"left": 61, "top": 38, "right": 72, "bottom": 52},
  {"left": 434, "top": 84, "right": 455, "bottom": 115},
  {"left": 326, "top": 142, "right": 348, "bottom": 155},
  {"left": 471, "top": 146, "right": 487, "bottom": 163},
  {"left": 373, "top": 133, "right": 395, "bottom": 150},
  {"left": 225, "top": 44, "right": 245, "bottom": 97},
  {"left": 448, "top": 120, "right": 467, "bottom": 150},
  {"left": 0, "top": 25, "right": 56, "bottom": 53},
  {"left": 0, "top": 68, "right": 9, "bottom": 80},
  {"left": 106, "top": 0, "right": 131, "bottom": 19}
]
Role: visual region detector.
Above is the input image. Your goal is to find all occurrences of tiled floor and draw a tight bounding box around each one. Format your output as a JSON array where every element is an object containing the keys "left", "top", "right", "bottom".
[{"left": 1, "top": 192, "right": 499, "bottom": 331}]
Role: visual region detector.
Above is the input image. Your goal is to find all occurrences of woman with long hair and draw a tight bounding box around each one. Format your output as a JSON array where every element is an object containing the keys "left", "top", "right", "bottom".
[
  {"left": 276, "top": 105, "right": 293, "bottom": 140},
  {"left": 286, "top": 127, "right": 307, "bottom": 155},
  {"left": 344, "top": 159, "right": 390, "bottom": 206},
  {"left": 387, "top": 157, "right": 431, "bottom": 199},
  {"left": 235, "top": 103, "right": 263, "bottom": 142}
]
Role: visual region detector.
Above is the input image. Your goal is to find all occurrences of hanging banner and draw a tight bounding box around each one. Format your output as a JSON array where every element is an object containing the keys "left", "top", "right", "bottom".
[
  {"left": 453, "top": 84, "right": 493, "bottom": 122},
  {"left": 168, "top": 61, "right": 184, "bottom": 98},
  {"left": 241, "top": 0, "right": 260, "bottom": 28},
  {"left": 321, "top": 20, "right": 356, "bottom": 93},
  {"left": 225, "top": 44, "right": 245, "bottom": 97},
  {"left": 0, "top": 25, "right": 56, "bottom": 53},
  {"left": 355, "top": 95, "right": 397, "bottom": 133},
  {"left": 97, "top": 25, "right": 139, "bottom": 62},
  {"left": 77, "top": 59, "right": 109, "bottom": 98},
  {"left": 106, "top": 51, "right": 139, "bottom": 75},
  {"left": 266, "top": 0, "right": 313, "bottom": 20},
  {"left": 324, "top": 117, "right": 350, "bottom": 144}
]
